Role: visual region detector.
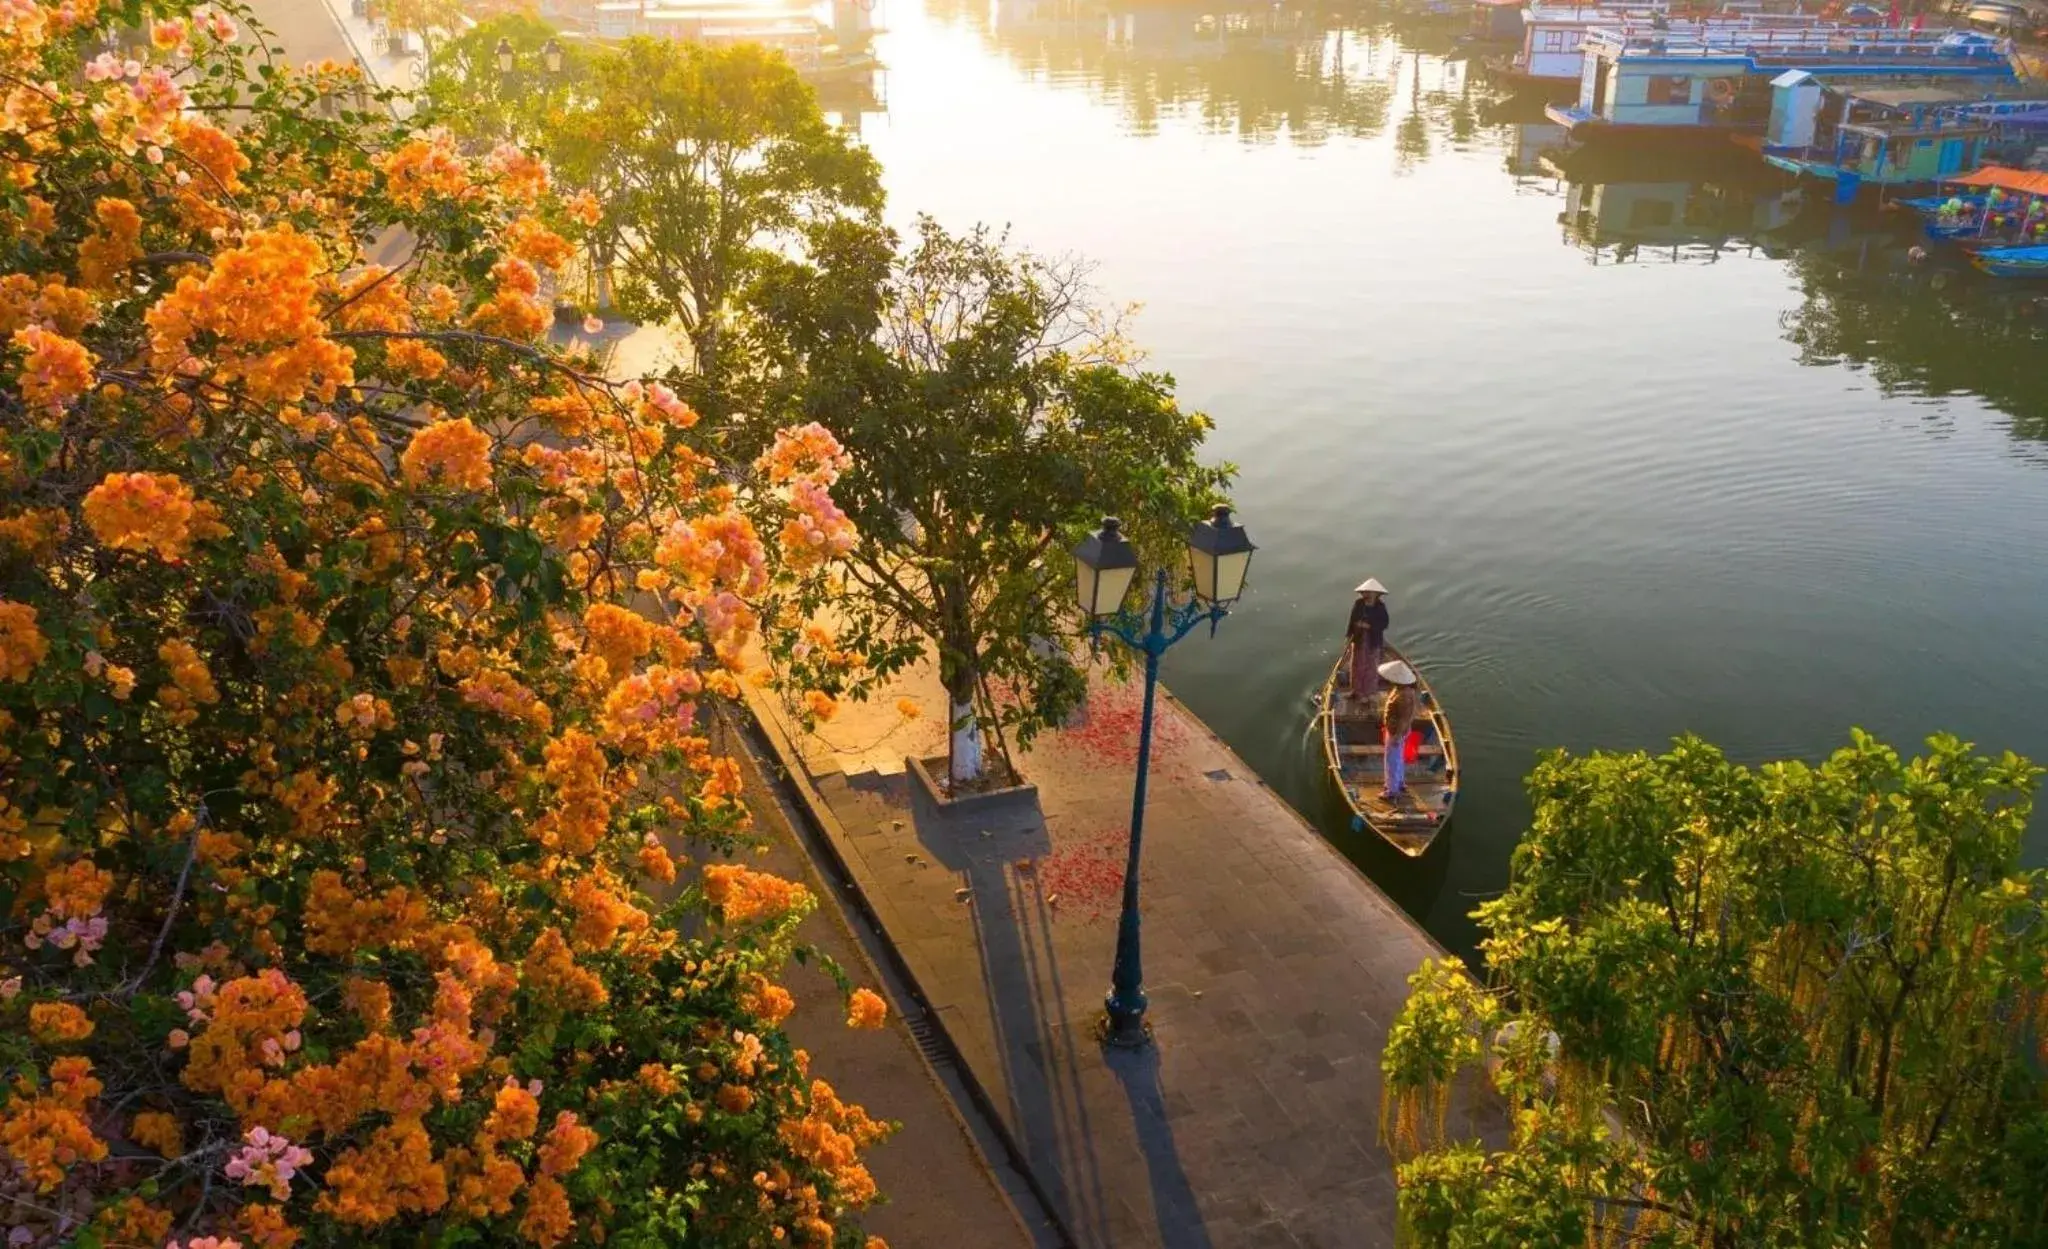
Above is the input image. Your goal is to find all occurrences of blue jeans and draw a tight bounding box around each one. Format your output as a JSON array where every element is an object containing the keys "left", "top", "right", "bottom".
[{"left": 1385, "top": 733, "right": 1407, "bottom": 794}]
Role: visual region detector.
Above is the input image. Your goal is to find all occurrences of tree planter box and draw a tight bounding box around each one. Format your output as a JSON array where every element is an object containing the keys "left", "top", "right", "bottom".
[{"left": 906, "top": 755, "right": 1039, "bottom": 813}]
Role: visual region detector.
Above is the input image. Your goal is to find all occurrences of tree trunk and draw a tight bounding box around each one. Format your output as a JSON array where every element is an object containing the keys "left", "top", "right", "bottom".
[
  {"left": 936, "top": 583, "right": 983, "bottom": 785},
  {"left": 592, "top": 244, "right": 615, "bottom": 314},
  {"left": 946, "top": 663, "right": 982, "bottom": 785}
]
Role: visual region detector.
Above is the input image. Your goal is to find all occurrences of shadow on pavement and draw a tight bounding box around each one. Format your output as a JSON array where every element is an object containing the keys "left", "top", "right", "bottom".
[
  {"left": 882, "top": 774, "right": 1123, "bottom": 1247},
  {"left": 1105, "top": 1044, "right": 1216, "bottom": 1249}
]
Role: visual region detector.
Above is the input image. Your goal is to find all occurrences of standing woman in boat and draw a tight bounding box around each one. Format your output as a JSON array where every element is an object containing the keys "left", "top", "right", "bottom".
[
  {"left": 1379, "top": 659, "right": 1420, "bottom": 799},
  {"left": 1347, "top": 579, "right": 1390, "bottom": 703}
]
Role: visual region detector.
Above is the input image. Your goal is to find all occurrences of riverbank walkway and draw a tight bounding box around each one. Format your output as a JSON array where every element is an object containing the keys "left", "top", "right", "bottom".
[{"left": 745, "top": 661, "right": 1504, "bottom": 1248}]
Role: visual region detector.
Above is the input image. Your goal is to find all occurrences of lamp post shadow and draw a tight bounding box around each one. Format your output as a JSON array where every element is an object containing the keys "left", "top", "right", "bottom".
[
  {"left": 892, "top": 775, "right": 1121, "bottom": 1246},
  {"left": 1104, "top": 1043, "right": 1216, "bottom": 1249}
]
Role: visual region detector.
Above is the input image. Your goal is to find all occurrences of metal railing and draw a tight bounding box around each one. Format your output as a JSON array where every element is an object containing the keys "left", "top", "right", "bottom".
[{"left": 1584, "top": 24, "right": 2007, "bottom": 60}]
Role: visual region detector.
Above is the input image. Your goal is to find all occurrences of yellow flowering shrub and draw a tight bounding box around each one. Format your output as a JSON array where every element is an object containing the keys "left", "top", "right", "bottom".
[{"left": 0, "top": 3, "right": 896, "bottom": 1244}]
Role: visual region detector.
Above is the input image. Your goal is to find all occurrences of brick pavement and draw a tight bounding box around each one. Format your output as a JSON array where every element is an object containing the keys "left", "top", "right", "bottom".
[{"left": 745, "top": 663, "right": 1504, "bottom": 1249}]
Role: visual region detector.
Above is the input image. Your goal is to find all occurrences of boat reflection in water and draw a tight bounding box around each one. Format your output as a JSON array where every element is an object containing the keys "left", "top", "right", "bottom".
[
  {"left": 1781, "top": 229, "right": 2048, "bottom": 454},
  {"left": 937, "top": 0, "right": 1491, "bottom": 150},
  {"left": 1530, "top": 129, "right": 2048, "bottom": 449},
  {"left": 1505, "top": 119, "right": 1567, "bottom": 180},
  {"left": 1539, "top": 138, "right": 1808, "bottom": 263}
]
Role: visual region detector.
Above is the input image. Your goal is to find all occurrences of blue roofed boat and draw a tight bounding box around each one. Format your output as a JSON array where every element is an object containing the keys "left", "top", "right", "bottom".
[
  {"left": 1896, "top": 192, "right": 1990, "bottom": 214},
  {"left": 1920, "top": 166, "right": 2048, "bottom": 253},
  {"left": 1971, "top": 243, "right": 2048, "bottom": 276},
  {"left": 1761, "top": 76, "right": 2048, "bottom": 200}
]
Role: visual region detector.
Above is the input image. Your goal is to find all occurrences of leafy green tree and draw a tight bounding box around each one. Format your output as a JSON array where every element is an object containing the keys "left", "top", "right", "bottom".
[
  {"left": 1384, "top": 731, "right": 2048, "bottom": 1249},
  {"left": 371, "top": 0, "right": 463, "bottom": 68},
  {"left": 756, "top": 218, "right": 1233, "bottom": 783},
  {"left": 422, "top": 12, "right": 580, "bottom": 143},
  {"left": 543, "top": 38, "right": 885, "bottom": 377}
]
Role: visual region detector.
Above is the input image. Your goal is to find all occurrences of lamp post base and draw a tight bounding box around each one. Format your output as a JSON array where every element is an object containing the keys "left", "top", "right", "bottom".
[{"left": 1099, "top": 997, "right": 1153, "bottom": 1050}]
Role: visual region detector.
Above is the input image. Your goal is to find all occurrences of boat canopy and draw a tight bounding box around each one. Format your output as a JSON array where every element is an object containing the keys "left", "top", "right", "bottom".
[{"left": 1947, "top": 165, "right": 2048, "bottom": 195}]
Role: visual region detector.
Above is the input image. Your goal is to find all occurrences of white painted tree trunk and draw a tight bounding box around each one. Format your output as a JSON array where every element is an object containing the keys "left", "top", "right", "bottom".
[{"left": 949, "top": 698, "right": 983, "bottom": 783}]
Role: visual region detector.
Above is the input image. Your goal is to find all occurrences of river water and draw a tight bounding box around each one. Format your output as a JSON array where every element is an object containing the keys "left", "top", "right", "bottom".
[{"left": 853, "top": 0, "right": 2048, "bottom": 958}]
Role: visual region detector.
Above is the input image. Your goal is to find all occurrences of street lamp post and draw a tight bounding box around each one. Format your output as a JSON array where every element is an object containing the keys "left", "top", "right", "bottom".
[{"left": 1073, "top": 506, "right": 1256, "bottom": 1048}]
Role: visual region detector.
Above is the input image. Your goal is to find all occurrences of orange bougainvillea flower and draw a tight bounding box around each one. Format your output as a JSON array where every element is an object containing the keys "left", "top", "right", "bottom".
[
  {"left": 143, "top": 225, "right": 354, "bottom": 404},
  {"left": 740, "top": 975, "right": 796, "bottom": 1028},
  {"left": 77, "top": 196, "right": 142, "bottom": 291},
  {"left": 845, "top": 988, "right": 887, "bottom": 1031},
  {"left": 41, "top": 858, "right": 114, "bottom": 920},
  {"left": 1, "top": 1094, "right": 107, "bottom": 1191},
  {"left": 702, "top": 864, "right": 813, "bottom": 926},
  {"left": 317, "top": 1117, "right": 449, "bottom": 1226},
  {"left": 0, "top": 600, "right": 49, "bottom": 682},
  {"left": 400, "top": 417, "right": 493, "bottom": 492},
  {"left": 130, "top": 1110, "right": 184, "bottom": 1158},
  {"left": 10, "top": 324, "right": 96, "bottom": 413},
  {"left": 29, "top": 1001, "right": 95, "bottom": 1043},
  {"left": 81, "top": 471, "right": 198, "bottom": 559},
  {"left": 0, "top": 7, "right": 896, "bottom": 1243},
  {"left": 375, "top": 130, "right": 473, "bottom": 210}
]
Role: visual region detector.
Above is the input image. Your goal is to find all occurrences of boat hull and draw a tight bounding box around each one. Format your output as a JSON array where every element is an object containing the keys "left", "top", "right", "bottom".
[
  {"left": 1318, "top": 645, "right": 1458, "bottom": 857},
  {"left": 1972, "top": 244, "right": 2048, "bottom": 276}
]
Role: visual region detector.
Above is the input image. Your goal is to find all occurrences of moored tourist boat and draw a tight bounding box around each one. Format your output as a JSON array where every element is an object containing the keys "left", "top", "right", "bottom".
[
  {"left": 1548, "top": 24, "right": 2014, "bottom": 147},
  {"left": 1486, "top": 2, "right": 1796, "bottom": 99},
  {"left": 1318, "top": 646, "right": 1459, "bottom": 856},
  {"left": 1971, "top": 243, "right": 2048, "bottom": 275},
  {"left": 1761, "top": 76, "right": 2048, "bottom": 200},
  {"left": 1916, "top": 166, "right": 2048, "bottom": 248},
  {"left": 1895, "top": 191, "right": 1990, "bottom": 215}
]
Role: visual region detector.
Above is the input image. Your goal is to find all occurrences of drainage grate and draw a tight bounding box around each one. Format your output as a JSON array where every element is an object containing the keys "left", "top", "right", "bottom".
[{"left": 906, "top": 1012, "right": 954, "bottom": 1069}]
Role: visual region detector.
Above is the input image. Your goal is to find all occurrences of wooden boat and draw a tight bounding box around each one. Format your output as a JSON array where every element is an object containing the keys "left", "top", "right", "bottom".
[
  {"left": 1318, "top": 645, "right": 1459, "bottom": 856},
  {"left": 1971, "top": 243, "right": 2048, "bottom": 277},
  {"left": 1895, "top": 192, "right": 1988, "bottom": 216}
]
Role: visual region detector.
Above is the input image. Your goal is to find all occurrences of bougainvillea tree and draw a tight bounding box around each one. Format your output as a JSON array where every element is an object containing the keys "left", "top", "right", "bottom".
[
  {"left": 1, "top": 2, "right": 887, "bottom": 1245},
  {"left": 1383, "top": 732, "right": 2048, "bottom": 1249}
]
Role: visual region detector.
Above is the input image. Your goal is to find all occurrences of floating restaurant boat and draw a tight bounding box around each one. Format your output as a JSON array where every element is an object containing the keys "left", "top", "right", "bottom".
[
  {"left": 1547, "top": 24, "right": 2014, "bottom": 145},
  {"left": 1761, "top": 78, "right": 2048, "bottom": 198},
  {"left": 1483, "top": 1, "right": 1669, "bottom": 97},
  {"left": 1318, "top": 646, "right": 1459, "bottom": 856},
  {"left": 589, "top": 0, "right": 881, "bottom": 79},
  {"left": 1484, "top": 3, "right": 1816, "bottom": 98}
]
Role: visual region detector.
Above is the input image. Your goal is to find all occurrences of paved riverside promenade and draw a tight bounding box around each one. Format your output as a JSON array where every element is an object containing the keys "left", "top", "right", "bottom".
[{"left": 745, "top": 662, "right": 1503, "bottom": 1248}]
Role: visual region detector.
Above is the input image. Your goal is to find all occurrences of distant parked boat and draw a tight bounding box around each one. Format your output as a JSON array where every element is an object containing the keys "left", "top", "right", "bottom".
[
  {"left": 1895, "top": 192, "right": 1990, "bottom": 214},
  {"left": 1549, "top": 25, "right": 2015, "bottom": 146},
  {"left": 1919, "top": 167, "right": 2048, "bottom": 250},
  {"left": 1971, "top": 243, "right": 2048, "bottom": 276},
  {"left": 1318, "top": 646, "right": 1459, "bottom": 856}
]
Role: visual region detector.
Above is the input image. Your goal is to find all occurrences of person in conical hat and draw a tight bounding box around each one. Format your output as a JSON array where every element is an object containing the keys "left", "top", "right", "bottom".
[
  {"left": 1346, "top": 579, "right": 1390, "bottom": 703},
  {"left": 1378, "top": 659, "right": 1419, "bottom": 798}
]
